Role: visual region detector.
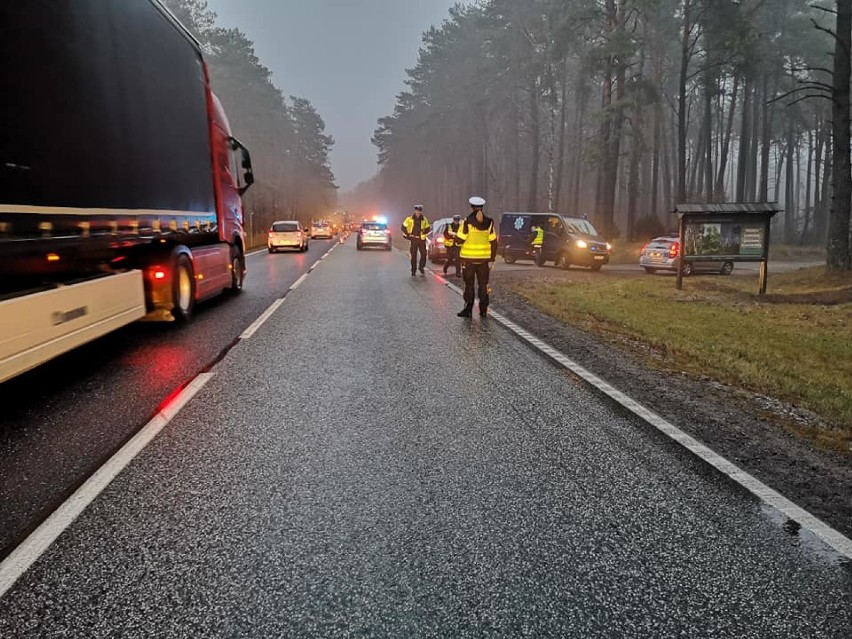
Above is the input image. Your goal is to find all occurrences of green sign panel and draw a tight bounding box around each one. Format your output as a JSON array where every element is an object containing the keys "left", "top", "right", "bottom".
[{"left": 683, "top": 221, "right": 767, "bottom": 260}]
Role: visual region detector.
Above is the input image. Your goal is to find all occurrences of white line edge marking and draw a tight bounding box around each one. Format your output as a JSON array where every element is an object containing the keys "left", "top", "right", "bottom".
[
  {"left": 0, "top": 373, "right": 214, "bottom": 599},
  {"left": 290, "top": 273, "right": 309, "bottom": 290},
  {"left": 239, "top": 298, "right": 285, "bottom": 340},
  {"left": 427, "top": 269, "right": 852, "bottom": 561}
]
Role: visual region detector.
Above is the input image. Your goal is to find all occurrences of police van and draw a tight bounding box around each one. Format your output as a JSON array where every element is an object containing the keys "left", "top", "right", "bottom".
[{"left": 498, "top": 213, "right": 612, "bottom": 270}]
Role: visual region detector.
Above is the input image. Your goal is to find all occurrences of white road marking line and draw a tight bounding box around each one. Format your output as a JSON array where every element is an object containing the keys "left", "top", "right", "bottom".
[
  {"left": 432, "top": 272, "right": 852, "bottom": 561},
  {"left": 290, "top": 273, "right": 309, "bottom": 290},
  {"left": 239, "top": 298, "right": 285, "bottom": 340},
  {"left": 246, "top": 247, "right": 266, "bottom": 257},
  {"left": 0, "top": 373, "right": 214, "bottom": 599}
]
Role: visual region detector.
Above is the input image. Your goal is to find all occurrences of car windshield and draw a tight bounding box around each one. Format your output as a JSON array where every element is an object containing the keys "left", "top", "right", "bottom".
[
  {"left": 362, "top": 223, "right": 387, "bottom": 230},
  {"left": 561, "top": 217, "right": 599, "bottom": 236},
  {"left": 272, "top": 222, "right": 299, "bottom": 232}
]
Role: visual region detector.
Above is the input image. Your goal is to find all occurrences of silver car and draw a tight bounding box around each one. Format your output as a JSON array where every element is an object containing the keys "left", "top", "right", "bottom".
[{"left": 640, "top": 236, "right": 733, "bottom": 276}]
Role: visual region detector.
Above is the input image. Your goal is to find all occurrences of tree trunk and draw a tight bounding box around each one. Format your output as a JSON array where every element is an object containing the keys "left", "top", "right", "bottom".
[
  {"left": 747, "top": 76, "right": 761, "bottom": 200},
  {"left": 759, "top": 73, "right": 773, "bottom": 201},
  {"left": 554, "top": 62, "right": 569, "bottom": 212},
  {"left": 736, "top": 75, "right": 752, "bottom": 201},
  {"left": 828, "top": 0, "right": 852, "bottom": 270},
  {"left": 785, "top": 126, "right": 796, "bottom": 243},
  {"left": 703, "top": 70, "right": 714, "bottom": 202},
  {"left": 803, "top": 127, "right": 814, "bottom": 240},
  {"left": 716, "top": 73, "right": 739, "bottom": 196},
  {"left": 677, "top": 0, "right": 692, "bottom": 205}
]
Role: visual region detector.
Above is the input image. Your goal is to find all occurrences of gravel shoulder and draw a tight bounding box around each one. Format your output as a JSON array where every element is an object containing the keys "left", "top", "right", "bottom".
[{"left": 491, "top": 270, "right": 852, "bottom": 540}]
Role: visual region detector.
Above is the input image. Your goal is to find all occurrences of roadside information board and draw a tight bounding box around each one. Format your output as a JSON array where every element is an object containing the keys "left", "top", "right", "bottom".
[{"left": 674, "top": 203, "right": 781, "bottom": 294}]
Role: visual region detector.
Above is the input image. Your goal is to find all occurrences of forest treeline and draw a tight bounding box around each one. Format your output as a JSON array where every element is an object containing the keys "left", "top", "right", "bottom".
[
  {"left": 368, "top": 0, "right": 852, "bottom": 270},
  {"left": 163, "top": 0, "right": 337, "bottom": 242}
]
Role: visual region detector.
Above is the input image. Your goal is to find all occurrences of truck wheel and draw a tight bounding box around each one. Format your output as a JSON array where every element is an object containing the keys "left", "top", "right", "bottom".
[
  {"left": 503, "top": 253, "right": 516, "bottom": 264},
  {"left": 173, "top": 254, "right": 195, "bottom": 321},
  {"left": 682, "top": 262, "right": 694, "bottom": 276},
  {"left": 230, "top": 247, "right": 245, "bottom": 294},
  {"left": 556, "top": 253, "right": 570, "bottom": 270},
  {"left": 591, "top": 263, "right": 603, "bottom": 272},
  {"left": 720, "top": 261, "right": 734, "bottom": 275}
]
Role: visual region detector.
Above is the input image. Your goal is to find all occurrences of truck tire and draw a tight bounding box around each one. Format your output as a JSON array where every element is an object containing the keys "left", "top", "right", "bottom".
[
  {"left": 503, "top": 253, "right": 516, "bottom": 264},
  {"left": 173, "top": 254, "right": 195, "bottom": 321},
  {"left": 230, "top": 247, "right": 245, "bottom": 294},
  {"left": 556, "top": 253, "right": 570, "bottom": 270},
  {"left": 591, "top": 263, "right": 603, "bottom": 272},
  {"left": 720, "top": 261, "right": 734, "bottom": 275}
]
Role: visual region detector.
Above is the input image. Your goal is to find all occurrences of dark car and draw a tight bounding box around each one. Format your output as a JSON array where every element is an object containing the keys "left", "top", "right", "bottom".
[
  {"left": 499, "top": 213, "right": 611, "bottom": 270},
  {"left": 426, "top": 217, "right": 453, "bottom": 263},
  {"left": 640, "top": 236, "right": 734, "bottom": 276}
]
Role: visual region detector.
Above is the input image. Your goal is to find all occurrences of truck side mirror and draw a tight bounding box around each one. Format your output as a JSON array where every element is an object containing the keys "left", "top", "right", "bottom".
[{"left": 229, "top": 137, "right": 255, "bottom": 195}]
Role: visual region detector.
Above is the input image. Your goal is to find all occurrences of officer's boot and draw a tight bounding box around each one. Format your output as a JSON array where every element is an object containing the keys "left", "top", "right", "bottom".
[
  {"left": 457, "top": 304, "right": 473, "bottom": 318},
  {"left": 479, "top": 303, "right": 488, "bottom": 318}
]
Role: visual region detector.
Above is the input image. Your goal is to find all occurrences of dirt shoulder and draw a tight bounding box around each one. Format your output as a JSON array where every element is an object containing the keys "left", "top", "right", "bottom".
[{"left": 491, "top": 269, "right": 852, "bottom": 540}]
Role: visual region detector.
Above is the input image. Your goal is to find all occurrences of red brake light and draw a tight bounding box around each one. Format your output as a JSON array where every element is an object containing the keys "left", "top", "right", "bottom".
[
  {"left": 436, "top": 237, "right": 445, "bottom": 244},
  {"left": 152, "top": 267, "right": 167, "bottom": 280},
  {"left": 669, "top": 242, "right": 680, "bottom": 258}
]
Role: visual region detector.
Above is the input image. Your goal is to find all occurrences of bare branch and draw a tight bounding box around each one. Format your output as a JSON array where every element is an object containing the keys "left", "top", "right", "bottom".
[
  {"left": 769, "top": 85, "right": 831, "bottom": 104},
  {"left": 809, "top": 5, "right": 837, "bottom": 16},
  {"left": 786, "top": 93, "right": 834, "bottom": 107}
]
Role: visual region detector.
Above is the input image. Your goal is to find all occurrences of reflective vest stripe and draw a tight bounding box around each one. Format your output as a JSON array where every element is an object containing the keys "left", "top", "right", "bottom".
[
  {"left": 458, "top": 221, "right": 496, "bottom": 260},
  {"left": 403, "top": 216, "right": 430, "bottom": 239},
  {"left": 532, "top": 227, "right": 544, "bottom": 246}
]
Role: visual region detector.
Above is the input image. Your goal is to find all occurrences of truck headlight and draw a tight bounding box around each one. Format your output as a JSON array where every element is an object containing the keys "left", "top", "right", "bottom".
[{"left": 575, "top": 240, "right": 588, "bottom": 249}]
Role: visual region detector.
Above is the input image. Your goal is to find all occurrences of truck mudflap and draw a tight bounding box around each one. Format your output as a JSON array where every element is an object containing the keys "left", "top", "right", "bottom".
[{"left": 0, "top": 271, "right": 146, "bottom": 383}]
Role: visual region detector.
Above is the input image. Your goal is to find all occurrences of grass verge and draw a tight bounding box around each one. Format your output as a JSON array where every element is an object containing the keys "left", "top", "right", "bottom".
[{"left": 509, "top": 267, "right": 851, "bottom": 452}]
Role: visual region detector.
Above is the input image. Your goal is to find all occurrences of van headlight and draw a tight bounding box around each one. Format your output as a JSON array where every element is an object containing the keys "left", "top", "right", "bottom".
[
  {"left": 575, "top": 240, "right": 588, "bottom": 249},
  {"left": 606, "top": 243, "right": 612, "bottom": 251}
]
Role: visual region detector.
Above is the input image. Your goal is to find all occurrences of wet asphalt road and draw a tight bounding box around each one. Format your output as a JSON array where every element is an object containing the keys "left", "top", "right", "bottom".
[
  {"left": 0, "top": 241, "right": 334, "bottom": 560},
  {"left": 1, "top": 242, "right": 851, "bottom": 637}
]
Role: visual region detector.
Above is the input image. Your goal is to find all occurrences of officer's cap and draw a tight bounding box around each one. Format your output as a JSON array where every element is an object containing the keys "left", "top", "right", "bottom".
[
  {"left": 468, "top": 196, "right": 486, "bottom": 207},
  {"left": 414, "top": 204, "right": 423, "bottom": 211}
]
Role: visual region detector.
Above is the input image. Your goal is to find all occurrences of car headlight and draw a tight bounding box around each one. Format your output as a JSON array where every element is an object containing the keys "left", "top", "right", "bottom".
[
  {"left": 575, "top": 240, "right": 588, "bottom": 249},
  {"left": 606, "top": 243, "right": 612, "bottom": 251}
]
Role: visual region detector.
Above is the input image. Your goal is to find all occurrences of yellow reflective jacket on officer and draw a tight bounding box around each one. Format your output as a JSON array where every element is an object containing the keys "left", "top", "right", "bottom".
[
  {"left": 457, "top": 215, "right": 497, "bottom": 261},
  {"left": 532, "top": 226, "right": 544, "bottom": 247},
  {"left": 402, "top": 215, "right": 431, "bottom": 240}
]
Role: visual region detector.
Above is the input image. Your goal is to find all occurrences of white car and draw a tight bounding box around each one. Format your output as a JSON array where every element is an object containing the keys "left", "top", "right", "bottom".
[
  {"left": 311, "top": 222, "right": 332, "bottom": 239},
  {"left": 268, "top": 221, "right": 308, "bottom": 253}
]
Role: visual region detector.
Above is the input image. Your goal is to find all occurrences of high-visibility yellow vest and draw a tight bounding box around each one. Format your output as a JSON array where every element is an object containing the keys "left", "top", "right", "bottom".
[
  {"left": 532, "top": 226, "right": 545, "bottom": 247},
  {"left": 457, "top": 216, "right": 496, "bottom": 260},
  {"left": 402, "top": 215, "right": 430, "bottom": 240},
  {"left": 444, "top": 222, "right": 461, "bottom": 247}
]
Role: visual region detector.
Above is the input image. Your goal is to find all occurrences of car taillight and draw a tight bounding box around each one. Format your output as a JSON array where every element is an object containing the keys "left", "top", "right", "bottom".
[
  {"left": 641, "top": 243, "right": 648, "bottom": 253},
  {"left": 669, "top": 242, "right": 680, "bottom": 258},
  {"left": 152, "top": 267, "right": 167, "bottom": 280}
]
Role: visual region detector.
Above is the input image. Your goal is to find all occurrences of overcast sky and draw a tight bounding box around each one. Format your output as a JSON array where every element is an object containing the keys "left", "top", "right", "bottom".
[{"left": 206, "top": 0, "right": 458, "bottom": 192}]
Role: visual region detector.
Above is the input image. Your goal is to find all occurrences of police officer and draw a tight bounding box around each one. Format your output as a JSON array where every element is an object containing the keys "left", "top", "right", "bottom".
[
  {"left": 530, "top": 223, "right": 544, "bottom": 266},
  {"left": 456, "top": 196, "right": 497, "bottom": 318},
  {"left": 442, "top": 214, "right": 462, "bottom": 277},
  {"left": 402, "top": 205, "right": 430, "bottom": 276}
]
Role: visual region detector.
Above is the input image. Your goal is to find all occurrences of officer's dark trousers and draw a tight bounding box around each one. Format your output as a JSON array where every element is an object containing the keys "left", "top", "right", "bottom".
[
  {"left": 443, "top": 246, "right": 460, "bottom": 274},
  {"left": 409, "top": 239, "right": 427, "bottom": 273},
  {"left": 462, "top": 260, "right": 490, "bottom": 309}
]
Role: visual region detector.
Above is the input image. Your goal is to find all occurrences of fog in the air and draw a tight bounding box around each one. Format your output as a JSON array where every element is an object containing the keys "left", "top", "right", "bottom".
[{"left": 206, "top": 0, "right": 458, "bottom": 192}]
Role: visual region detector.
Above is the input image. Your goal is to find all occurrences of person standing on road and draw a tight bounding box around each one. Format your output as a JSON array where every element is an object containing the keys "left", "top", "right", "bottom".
[
  {"left": 456, "top": 196, "right": 497, "bottom": 318},
  {"left": 442, "top": 214, "right": 463, "bottom": 277},
  {"left": 402, "top": 205, "right": 430, "bottom": 276}
]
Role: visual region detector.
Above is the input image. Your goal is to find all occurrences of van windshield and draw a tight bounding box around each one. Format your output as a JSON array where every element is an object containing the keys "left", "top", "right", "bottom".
[{"left": 562, "top": 218, "right": 599, "bottom": 236}]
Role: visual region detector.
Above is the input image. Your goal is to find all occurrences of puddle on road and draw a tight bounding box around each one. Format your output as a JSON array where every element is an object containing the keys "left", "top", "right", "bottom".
[{"left": 761, "top": 503, "right": 851, "bottom": 570}]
